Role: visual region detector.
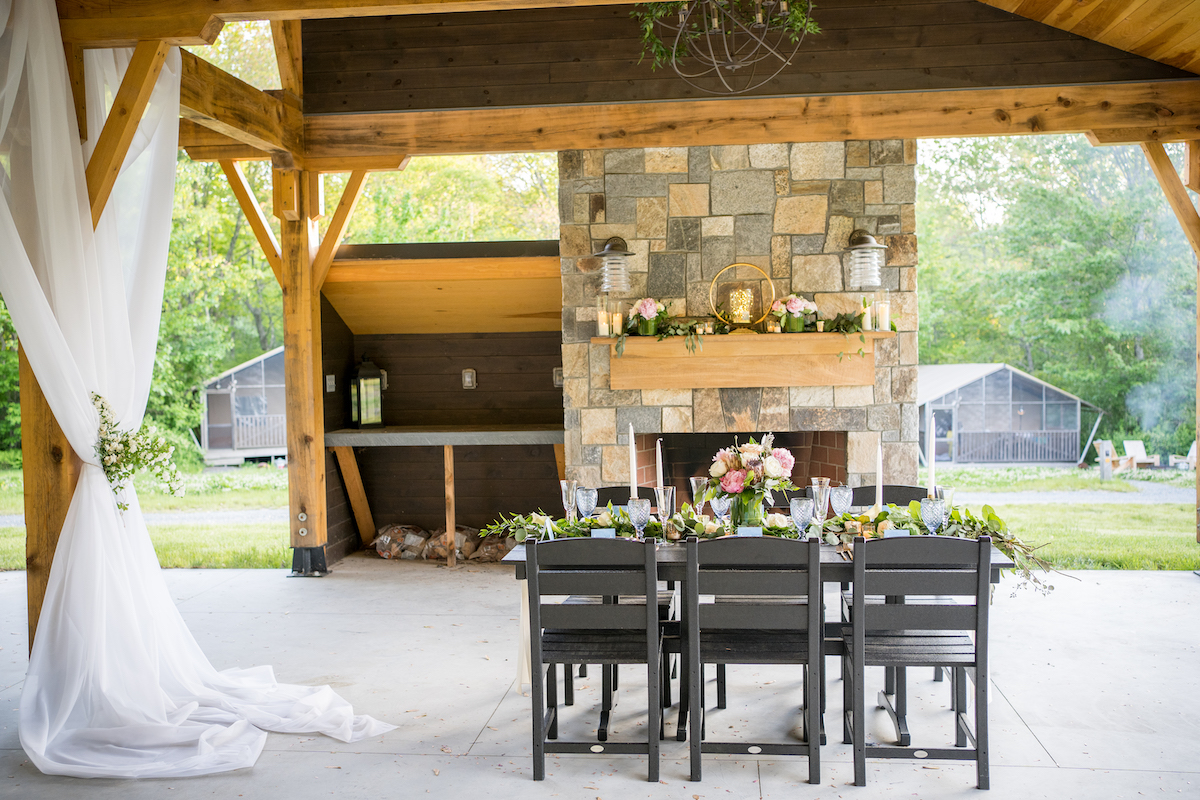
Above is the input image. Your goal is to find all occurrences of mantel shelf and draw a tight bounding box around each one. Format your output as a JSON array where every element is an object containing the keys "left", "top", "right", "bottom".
[{"left": 594, "top": 331, "right": 895, "bottom": 390}]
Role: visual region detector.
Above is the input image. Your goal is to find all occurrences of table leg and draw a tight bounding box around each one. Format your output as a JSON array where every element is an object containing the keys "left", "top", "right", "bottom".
[
  {"left": 517, "top": 583, "right": 532, "bottom": 689},
  {"left": 444, "top": 444, "right": 456, "bottom": 568}
]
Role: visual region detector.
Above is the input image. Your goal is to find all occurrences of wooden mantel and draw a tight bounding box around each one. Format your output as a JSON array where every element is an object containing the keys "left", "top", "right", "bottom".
[{"left": 599, "top": 331, "right": 895, "bottom": 390}]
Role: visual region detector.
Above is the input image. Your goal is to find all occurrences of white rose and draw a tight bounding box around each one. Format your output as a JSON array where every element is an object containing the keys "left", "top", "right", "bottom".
[
  {"left": 709, "top": 461, "right": 727, "bottom": 478},
  {"left": 763, "top": 455, "right": 783, "bottom": 479},
  {"left": 703, "top": 520, "right": 721, "bottom": 535},
  {"left": 765, "top": 512, "right": 789, "bottom": 528},
  {"left": 596, "top": 510, "right": 613, "bottom": 527}
]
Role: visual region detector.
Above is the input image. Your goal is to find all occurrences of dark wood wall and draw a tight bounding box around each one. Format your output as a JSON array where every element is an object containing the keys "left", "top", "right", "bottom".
[
  {"left": 321, "top": 296, "right": 360, "bottom": 561},
  {"left": 301, "top": 0, "right": 1191, "bottom": 115}
]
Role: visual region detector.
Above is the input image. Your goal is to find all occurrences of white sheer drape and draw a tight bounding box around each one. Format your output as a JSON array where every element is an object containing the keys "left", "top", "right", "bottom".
[{"left": 0, "top": 0, "right": 394, "bottom": 778}]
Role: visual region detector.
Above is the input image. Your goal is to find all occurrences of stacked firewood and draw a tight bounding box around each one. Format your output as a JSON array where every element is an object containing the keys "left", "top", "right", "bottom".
[{"left": 370, "top": 523, "right": 515, "bottom": 563}]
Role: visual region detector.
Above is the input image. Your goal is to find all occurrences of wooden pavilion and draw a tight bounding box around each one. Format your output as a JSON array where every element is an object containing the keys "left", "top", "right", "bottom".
[{"left": 22, "top": 0, "right": 1200, "bottom": 642}]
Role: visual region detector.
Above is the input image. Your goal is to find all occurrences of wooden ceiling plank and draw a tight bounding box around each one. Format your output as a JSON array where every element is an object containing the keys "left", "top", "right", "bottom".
[
  {"left": 1087, "top": 0, "right": 1156, "bottom": 39},
  {"left": 1102, "top": 0, "right": 1198, "bottom": 53},
  {"left": 1138, "top": 2, "right": 1200, "bottom": 60},
  {"left": 219, "top": 160, "right": 283, "bottom": 283},
  {"left": 324, "top": 257, "right": 562, "bottom": 283},
  {"left": 270, "top": 19, "right": 304, "bottom": 97},
  {"left": 86, "top": 40, "right": 171, "bottom": 227},
  {"left": 1156, "top": 28, "right": 1200, "bottom": 69},
  {"left": 313, "top": 169, "right": 369, "bottom": 290},
  {"left": 180, "top": 50, "right": 302, "bottom": 158},
  {"left": 1142, "top": 141, "right": 1200, "bottom": 260},
  {"left": 305, "top": 81, "right": 1200, "bottom": 157}
]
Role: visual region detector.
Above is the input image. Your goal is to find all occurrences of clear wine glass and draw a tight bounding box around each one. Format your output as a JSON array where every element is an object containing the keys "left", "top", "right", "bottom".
[
  {"left": 575, "top": 487, "right": 598, "bottom": 520},
  {"left": 789, "top": 497, "right": 814, "bottom": 539},
  {"left": 709, "top": 494, "right": 732, "bottom": 531},
  {"left": 829, "top": 485, "right": 853, "bottom": 518},
  {"left": 689, "top": 476, "right": 708, "bottom": 516},
  {"left": 654, "top": 485, "right": 676, "bottom": 522},
  {"left": 920, "top": 497, "right": 946, "bottom": 535},
  {"left": 811, "top": 478, "right": 831, "bottom": 534},
  {"left": 560, "top": 480, "right": 578, "bottom": 524},
  {"left": 628, "top": 497, "right": 652, "bottom": 540},
  {"left": 940, "top": 487, "right": 955, "bottom": 528}
]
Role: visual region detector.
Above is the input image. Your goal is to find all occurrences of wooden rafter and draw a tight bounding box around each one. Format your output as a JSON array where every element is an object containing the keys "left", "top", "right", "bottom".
[
  {"left": 1142, "top": 142, "right": 1200, "bottom": 259},
  {"left": 85, "top": 40, "right": 171, "bottom": 226},
  {"left": 59, "top": 13, "right": 223, "bottom": 48},
  {"left": 219, "top": 160, "right": 283, "bottom": 283},
  {"left": 270, "top": 20, "right": 303, "bottom": 97},
  {"left": 313, "top": 169, "right": 368, "bottom": 290},
  {"left": 306, "top": 81, "right": 1200, "bottom": 157},
  {"left": 323, "top": 256, "right": 560, "bottom": 284},
  {"left": 180, "top": 50, "right": 302, "bottom": 159},
  {"left": 63, "top": 43, "right": 87, "bottom": 141},
  {"left": 1185, "top": 141, "right": 1200, "bottom": 193},
  {"left": 1086, "top": 126, "right": 1200, "bottom": 146},
  {"left": 331, "top": 446, "right": 376, "bottom": 547}
]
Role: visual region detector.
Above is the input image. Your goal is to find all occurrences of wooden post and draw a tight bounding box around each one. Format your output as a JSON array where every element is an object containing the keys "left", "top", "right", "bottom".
[
  {"left": 276, "top": 168, "right": 327, "bottom": 555},
  {"left": 444, "top": 444, "right": 456, "bottom": 567},
  {"left": 20, "top": 350, "right": 81, "bottom": 652}
]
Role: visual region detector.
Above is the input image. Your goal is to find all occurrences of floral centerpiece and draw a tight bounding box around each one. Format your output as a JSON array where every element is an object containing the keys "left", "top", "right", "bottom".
[
  {"left": 705, "top": 434, "right": 797, "bottom": 529},
  {"left": 628, "top": 297, "right": 669, "bottom": 336},
  {"left": 770, "top": 294, "right": 818, "bottom": 333},
  {"left": 93, "top": 392, "right": 183, "bottom": 511}
]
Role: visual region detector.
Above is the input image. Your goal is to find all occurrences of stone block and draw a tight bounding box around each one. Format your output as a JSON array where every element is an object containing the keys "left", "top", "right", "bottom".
[
  {"left": 636, "top": 196, "right": 667, "bottom": 239},
  {"left": 885, "top": 233, "right": 917, "bottom": 267},
  {"left": 572, "top": 193, "right": 589, "bottom": 225},
  {"left": 693, "top": 388, "right": 725, "bottom": 433},
  {"left": 877, "top": 215, "right": 901, "bottom": 235},
  {"left": 883, "top": 430, "right": 899, "bottom": 443},
  {"left": 759, "top": 387, "right": 790, "bottom": 430},
  {"left": 846, "top": 430, "right": 881, "bottom": 474},
  {"left": 878, "top": 265, "right": 901, "bottom": 292},
  {"left": 666, "top": 218, "right": 701, "bottom": 251},
  {"left": 812, "top": 291, "right": 864, "bottom": 317},
  {"left": 563, "top": 377, "right": 589, "bottom": 409},
  {"left": 900, "top": 204, "right": 916, "bottom": 233},
  {"left": 791, "top": 254, "right": 843, "bottom": 294},
  {"left": 645, "top": 147, "right": 689, "bottom": 173},
  {"left": 604, "top": 196, "right": 637, "bottom": 224},
  {"left": 563, "top": 408, "right": 580, "bottom": 430},
  {"left": 589, "top": 342, "right": 610, "bottom": 388},
  {"left": 589, "top": 387, "right": 641, "bottom": 407},
  {"left": 559, "top": 150, "right": 582, "bottom": 180},
  {"left": 583, "top": 150, "right": 604, "bottom": 177},
  {"left": 868, "top": 403, "right": 900, "bottom": 432},
  {"left": 774, "top": 170, "right": 789, "bottom": 196},
  {"left": 791, "top": 142, "right": 845, "bottom": 180},
  {"left": 892, "top": 365, "right": 917, "bottom": 402},
  {"left": 834, "top": 385, "right": 874, "bottom": 407},
  {"left": 721, "top": 388, "right": 762, "bottom": 431},
  {"left": 581, "top": 407, "right": 616, "bottom": 445},
  {"left": 891, "top": 291, "right": 918, "bottom": 332},
  {"left": 900, "top": 402, "right": 919, "bottom": 441},
  {"left": 771, "top": 235, "right": 790, "bottom": 277},
  {"left": 792, "top": 407, "right": 867, "bottom": 431},
  {"left": 898, "top": 331, "right": 918, "bottom": 365},
  {"left": 601, "top": 445, "right": 630, "bottom": 484},
  {"left": 687, "top": 251, "right": 702, "bottom": 282},
  {"left": 830, "top": 180, "right": 864, "bottom": 215},
  {"left": 560, "top": 224, "right": 591, "bottom": 257},
  {"left": 897, "top": 266, "right": 915, "bottom": 292},
  {"left": 874, "top": 366, "right": 893, "bottom": 404},
  {"left": 581, "top": 444, "right": 602, "bottom": 465},
  {"left": 587, "top": 193, "right": 606, "bottom": 224},
  {"left": 575, "top": 177, "right": 605, "bottom": 193},
  {"left": 870, "top": 140, "right": 905, "bottom": 166},
  {"left": 774, "top": 195, "right": 827, "bottom": 235},
  {"left": 711, "top": 170, "right": 776, "bottom": 215},
  {"left": 846, "top": 141, "right": 870, "bottom": 168},
  {"left": 735, "top": 214, "right": 773, "bottom": 257},
  {"left": 689, "top": 146, "right": 712, "bottom": 183},
  {"left": 605, "top": 149, "right": 644, "bottom": 174},
  {"left": 648, "top": 252, "right": 687, "bottom": 297},
  {"left": 865, "top": 203, "right": 900, "bottom": 218},
  {"left": 669, "top": 183, "right": 710, "bottom": 217},
  {"left": 617, "top": 405, "right": 661, "bottom": 435},
  {"left": 702, "top": 216, "right": 734, "bottom": 237},
  {"left": 590, "top": 223, "right": 636, "bottom": 244},
  {"left": 627, "top": 237, "right": 650, "bottom": 273},
  {"left": 875, "top": 335, "right": 898, "bottom": 367},
  {"left": 791, "top": 235, "right": 825, "bottom": 255},
  {"left": 606, "top": 173, "right": 669, "bottom": 197},
  {"left": 883, "top": 442, "right": 918, "bottom": 484},
  {"left": 662, "top": 405, "right": 694, "bottom": 433},
  {"left": 853, "top": 216, "right": 877, "bottom": 234},
  {"left": 686, "top": 279, "right": 709, "bottom": 317},
  {"left": 790, "top": 180, "right": 831, "bottom": 195},
  {"left": 642, "top": 388, "right": 692, "bottom": 406},
  {"left": 562, "top": 342, "right": 588, "bottom": 378},
  {"left": 750, "top": 143, "right": 789, "bottom": 168},
  {"left": 882, "top": 165, "right": 916, "bottom": 204},
  {"left": 904, "top": 139, "right": 918, "bottom": 165},
  {"left": 572, "top": 465, "right": 602, "bottom": 488},
  {"left": 864, "top": 180, "right": 883, "bottom": 206},
  {"left": 824, "top": 215, "right": 854, "bottom": 252},
  {"left": 702, "top": 236, "right": 736, "bottom": 280},
  {"left": 790, "top": 385, "right": 833, "bottom": 407},
  {"left": 710, "top": 145, "right": 750, "bottom": 170}
]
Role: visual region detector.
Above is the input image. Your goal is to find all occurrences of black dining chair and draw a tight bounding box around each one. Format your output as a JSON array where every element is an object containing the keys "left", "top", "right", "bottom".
[
  {"left": 850, "top": 484, "right": 929, "bottom": 507},
  {"left": 842, "top": 535, "right": 992, "bottom": 789},
  {"left": 526, "top": 537, "right": 662, "bottom": 782},
  {"left": 595, "top": 485, "right": 657, "bottom": 508},
  {"left": 680, "top": 536, "right": 822, "bottom": 784}
]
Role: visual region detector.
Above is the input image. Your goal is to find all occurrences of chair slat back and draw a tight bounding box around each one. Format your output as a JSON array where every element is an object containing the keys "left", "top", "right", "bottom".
[
  {"left": 527, "top": 538, "right": 657, "bottom": 633},
  {"left": 850, "top": 484, "right": 929, "bottom": 507},
  {"left": 691, "top": 536, "right": 820, "bottom": 632}
]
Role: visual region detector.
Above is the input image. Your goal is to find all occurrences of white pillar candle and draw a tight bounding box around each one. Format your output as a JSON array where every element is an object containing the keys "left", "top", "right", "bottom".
[
  {"left": 596, "top": 313, "right": 609, "bottom": 337},
  {"left": 656, "top": 438, "right": 665, "bottom": 488},
  {"left": 628, "top": 422, "right": 637, "bottom": 500},
  {"left": 875, "top": 300, "right": 891, "bottom": 331},
  {"left": 875, "top": 437, "right": 884, "bottom": 516}
]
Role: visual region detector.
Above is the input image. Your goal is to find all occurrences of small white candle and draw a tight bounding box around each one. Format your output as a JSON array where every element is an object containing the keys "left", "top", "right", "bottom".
[
  {"left": 927, "top": 409, "right": 936, "bottom": 496},
  {"left": 875, "top": 438, "right": 884, "bottom": 516},
  {"left": 628, "top": 422, "right": 637, "bottom": 500},
  {"left": 656, "top": 438, "right": 665, "bottom": 489},
  {"left": 862, "top": 301, "right": 872, "bottom": 332},
  {"left": 875, "top": 300, "right": 891, "bottom": 331},
  {"left": 597, "top": 314, "right": 609, "bottom": 337}
]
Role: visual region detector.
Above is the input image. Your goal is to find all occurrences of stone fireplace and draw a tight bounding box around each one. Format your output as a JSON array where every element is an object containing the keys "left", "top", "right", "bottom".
[{"left": 558, "top": 142, "right": 920, "bottom": 491}]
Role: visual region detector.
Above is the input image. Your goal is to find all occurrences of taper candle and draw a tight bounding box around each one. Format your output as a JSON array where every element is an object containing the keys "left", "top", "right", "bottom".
[
  {"left": 656, "top": 438, "right": 665, "bottom": 488},
  {"left": 628, "top": 422, "right": 637, "bottom": 500},
  {"left": 875, "top": 438, "right": 884, "bottom": 516}
]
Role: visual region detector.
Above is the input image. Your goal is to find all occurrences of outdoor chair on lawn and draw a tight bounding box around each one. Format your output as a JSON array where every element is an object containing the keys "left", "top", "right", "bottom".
[
  {"left": 1170, "top": 440, "right": 1197, "bottom": 469},
  {"left": 1123, "top": 440, "right": 1160, "bottom": 468},
  {"left": 1094, "top": 439, "right": 1134, "bottom": 473},
  {"left": 680, "top": 536, "right": 822, "bottom": 784},
  {"left": 526, "top": 537, "right": 662, "bottom": 782},
  {"left": 842, "top": 535, "right": 992, "bottom": 790}
]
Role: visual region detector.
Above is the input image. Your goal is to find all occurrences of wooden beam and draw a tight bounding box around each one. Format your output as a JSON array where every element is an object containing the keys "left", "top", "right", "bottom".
[
  {"left": 20, "top": 349, "right": 82, "bottom": 653},
  {"left": 1142, "top": 142, "right": 1200, "bottom": 258},
  {"left": 218, "top": 160, "right": 282, "bottom": 283},
  {"left": 306, "top": 81, "right": 1200, "bottom": 157},
  {"left": 179, "top": 50, "right": 302, "bottom": 159},
  {"left": 331, "top": 446, "right": 376, "bottom": 547},
  {"left": 444, "top": 444, "right": 456, "bottom": 568},
  {"left": 85, "top": 40, "right": 171, "bottom": 227},
  {"left": 277, "top": 169, "right": 327, "bottom": 550},
  {"left": 304, "top": 155, "right": 411, "bottom": 173},
  {"left": 270, "top": 20, "right": 304, "bottom": 98},
  {"left": 1186, "top": 141, "right": 1200, "bottom": 192},
  {"left": 63, "top": 43, "right": 87, "bottom": 141},
  {"left": 323, "top": 256, "right": 561, "bottom": 283},
  {"left": 313, "top": 170, "right": 368, "bottom": 290},
  {"left": 59, "top": 13, "right": 223, "bottom": 48},
  {"left": 1086, "top": 126, "right": 1200, "bottom": 145}
]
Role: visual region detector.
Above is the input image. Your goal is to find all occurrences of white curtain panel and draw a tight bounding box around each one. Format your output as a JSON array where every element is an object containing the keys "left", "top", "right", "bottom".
[{"left": 0, "top": 0, "right": 394, "bottom": 778}]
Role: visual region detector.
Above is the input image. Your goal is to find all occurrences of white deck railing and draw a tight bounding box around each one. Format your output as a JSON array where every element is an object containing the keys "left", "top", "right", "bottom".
[
  {"left": 956, "top": 430, "right": 1078, "bottom": 463},
  {"left": 234, "top": 414, "right": 286, "bottom": 450}
]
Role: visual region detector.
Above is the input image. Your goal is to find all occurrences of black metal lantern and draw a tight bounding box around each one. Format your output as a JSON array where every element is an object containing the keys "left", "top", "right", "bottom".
[{"left": 350, "top": 356, "right": 384, "bottom": 428}]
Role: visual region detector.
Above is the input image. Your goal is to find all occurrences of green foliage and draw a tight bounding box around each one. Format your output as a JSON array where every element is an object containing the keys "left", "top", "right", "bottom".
[
  {"left": 918, "top": 136, "right": 1196, "bottom": 458},
  {"left": 183, "top": 21, "right": 281, "bottom": 90},
  {"left": 0, "top": 301, "right": 17, "bottom": 450},
  {"left": 631, "top": 2, "right": 820, "bottom": 70}
]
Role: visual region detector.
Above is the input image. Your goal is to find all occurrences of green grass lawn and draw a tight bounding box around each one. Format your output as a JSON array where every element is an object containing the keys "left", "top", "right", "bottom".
[{"left": 985, "top": 503, "right": 1199, "bottom": 571}]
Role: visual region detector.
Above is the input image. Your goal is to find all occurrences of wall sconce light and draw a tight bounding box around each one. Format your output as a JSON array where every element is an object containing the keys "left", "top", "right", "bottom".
[
  {"left": 847, "top": 229, "right": 886, "bottom": 290},
  {"left": 593, "top": 237, "right": 632, "bottom": 295},
  {"left": 351, "top": 355, "right": 384, "bottom": 428}
]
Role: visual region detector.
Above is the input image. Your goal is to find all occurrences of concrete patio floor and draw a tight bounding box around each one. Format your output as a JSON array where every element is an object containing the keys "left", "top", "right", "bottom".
[{"left": 0, "top": 554, "right": 1196, "bottom": 799}]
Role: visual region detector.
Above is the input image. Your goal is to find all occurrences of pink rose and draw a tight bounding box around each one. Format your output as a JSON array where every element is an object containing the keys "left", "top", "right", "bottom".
[
  {"left": 771, "top": 299, "right": 785, "bottom": 313},
  {"left": 786, "top": 297, "right": 804, "bottom": 314},
  {"left": 772, "top": 447, "right": 795, "bottom": 476},
  {"left": 634, "top": 298, "right": 659, "bottom": 320},
  {"left": 719, "top": 469, "right": 746, "bottom": 494}
]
